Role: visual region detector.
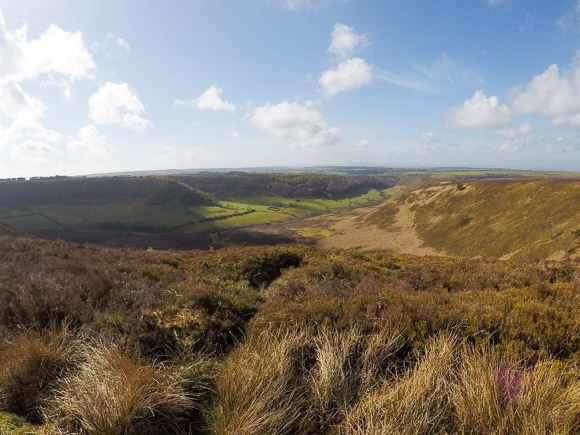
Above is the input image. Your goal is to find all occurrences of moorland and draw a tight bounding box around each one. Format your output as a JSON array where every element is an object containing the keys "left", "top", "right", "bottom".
[{"left": 0, "top": 168, "right": 579, "bottom": 434}]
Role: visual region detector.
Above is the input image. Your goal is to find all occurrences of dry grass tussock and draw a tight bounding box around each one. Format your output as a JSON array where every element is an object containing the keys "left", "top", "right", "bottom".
[
  {"left": 340, "top": 336, "right": 580, "bottom": 434},
  {"left": 0, "top": 325, "right": 87, "bottom": 423},
  {"left": 211, "top": 326, "right": 404, "bottom": 434},
  {"left": 339, "top": 334, "right": 457, "bottom": 434},
  {"left": 42, "top": 340, "right": 215, "bottom": 435},
  {"left": 452, "top": 347, "right": 580, "bottom": 434},
  {"left": 211, "top": 329, "right": 309, "bottom": 435}
]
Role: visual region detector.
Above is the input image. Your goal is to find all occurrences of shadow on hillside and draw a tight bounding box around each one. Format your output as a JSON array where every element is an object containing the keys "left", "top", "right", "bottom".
[{"left": 33, "top": 228, "right": 299, "bottom": 250}]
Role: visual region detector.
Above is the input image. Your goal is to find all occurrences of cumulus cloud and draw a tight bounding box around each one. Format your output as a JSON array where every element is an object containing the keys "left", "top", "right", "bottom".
[
  {"left": 24, "top": 24, "right": 95, "bottom": 84},
  {"left": 447, "top": 90, "right": 514, "bottom": 129},
  {"left": 0, "top": 9, "right": 94, "bottom": 114},
  {"left": 0, "top": 9, "right": 94, "bottom": 159},
  {"left": 327, "top": 23, "right": 367, "bottom": 59},
  {"left": 505, "top": 51, "right": 580, "bottom": 130},
  {"left": 175, "top": 85, "right": 236, "bottom": 112},
  {"left": 67, "top": 124, "right": 114, "bottom": 156},
  {"left": 319, "top": 58, "right": 372, "bottom": 97},
  {"left": 509, "top": 63, "right": 580, "bottom": 118},
  {"left": 89, "top": 82, "right": 152, "bottom": 130},
  {"left": 251, "top": 101, "right": 340, "bottom": 148}
]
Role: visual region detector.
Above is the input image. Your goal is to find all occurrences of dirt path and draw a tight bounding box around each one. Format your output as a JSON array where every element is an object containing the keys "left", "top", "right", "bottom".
[{"left": 317, "top": 201, "right": 443, "bottom": 255}]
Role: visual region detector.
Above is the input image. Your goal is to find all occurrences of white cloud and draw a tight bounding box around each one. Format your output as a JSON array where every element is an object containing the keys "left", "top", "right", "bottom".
[
  {"left": 509, "top": 62, "right": 580, "bottom": 118},
  {"left": 498, "top": 139, "right": 525, "bottom": 152},
  {"left": 421, "top": 132, "right": 441, "bottom": 145},
  {"left": 251, "top": 101, "right": 340, "bottom": 148},
  {"left": 319, "top": 57, "right": 372, "bottom": 97},
  {"left": 89, "top": 82, "right": 152, "bottom": 130},
  {"left": 67, "top": 124, "right": 114, "bottom": 156},
  {"left": 274, "top": 0, "right": 351, "bottom": 11},
  {"left": 546, "top": 137, "right": 576, "bottom": 153},
  {"left": 411, "top": 52, "right": 484, "bottom": 88},
  {"left": 0, "top": 9, "right": 94, "bottom": 118},
  {"left": 115, "top": 37, "right": 130, "bottom": 51},
  {"left": 327, "top": 23, "right": 367, "bottom": 59},
  {"left": 496, "top": 122, "right": 534, "bottom": 139},
  {"left": 415, "top": 144, "right": 442, "bottom": 156},
  {"left": 175, "top": 85, "right": 236, "bottom": 112},
  {"left": 552, "top": 112, "right": 580, "bottom": 128},
  {"left": 107, "top": 32, "right": 131, "bottom": 51},
  {"left": 447, "top": 90, "right": 514, "bottom": 129},
  {"left": 0, "top": 82, "right": 45, "bottom": 121},
  {"left": 556, "top": 1, "right": 580, "bottom": 32},
  {"left": 486, "top": 0, "right": 503, "bottom": 5},
  {"left": 24, "top": 24, "right": 95, "bottom": 84},
  {"left": 355, "top": 129, "right": 382, "bottom": 147},
  {"left": 0, "top": 119, "right": 63, "bottom": 161}
]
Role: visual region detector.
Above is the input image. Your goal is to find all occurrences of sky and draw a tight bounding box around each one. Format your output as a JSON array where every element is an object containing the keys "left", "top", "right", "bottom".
[{"left": 1, "top": 0, "right": 580, "bottom": 178}]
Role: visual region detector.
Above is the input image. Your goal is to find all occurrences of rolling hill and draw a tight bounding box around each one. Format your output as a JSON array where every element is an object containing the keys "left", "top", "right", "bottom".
[{"left": 320, "top": 178, "right": 580, "bottom": 259}]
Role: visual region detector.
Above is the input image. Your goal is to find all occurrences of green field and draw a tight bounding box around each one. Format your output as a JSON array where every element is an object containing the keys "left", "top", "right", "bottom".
[{"left": 0, "top": 179, "right": 386, "bottom": 241}]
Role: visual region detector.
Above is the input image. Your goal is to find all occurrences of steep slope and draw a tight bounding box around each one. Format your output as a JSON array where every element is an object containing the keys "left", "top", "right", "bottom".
[{"left": 320, "top": 179, "right": 580, "bottom": 259}]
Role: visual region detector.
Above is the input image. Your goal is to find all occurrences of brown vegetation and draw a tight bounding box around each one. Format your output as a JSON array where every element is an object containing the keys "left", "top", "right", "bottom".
[{"left": 0, "top": 236, "right": 578, "bottom": 433}]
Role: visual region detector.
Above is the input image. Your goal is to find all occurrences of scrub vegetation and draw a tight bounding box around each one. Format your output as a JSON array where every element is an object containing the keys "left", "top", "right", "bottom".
[
  {"left": 0, "top": 170, "right": 579, "bottom": 433},
  {"left": 0, "top": 236, "right": 578, "bottom": 433}
]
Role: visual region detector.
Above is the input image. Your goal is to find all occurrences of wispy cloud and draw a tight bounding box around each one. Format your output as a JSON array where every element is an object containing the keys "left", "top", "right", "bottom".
[{"left": 556, "top": 1, "right": 580, "bottom": 32}]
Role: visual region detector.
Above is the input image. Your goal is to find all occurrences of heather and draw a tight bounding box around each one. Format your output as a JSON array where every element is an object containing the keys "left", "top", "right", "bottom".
[{"left": 0, "top": 236, "right": 578, "bottom": 433}]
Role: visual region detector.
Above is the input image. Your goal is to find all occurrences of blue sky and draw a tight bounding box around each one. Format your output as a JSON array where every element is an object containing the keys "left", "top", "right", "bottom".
[{"left": 1, "top": 0, "right": 580, "bottom": 177}]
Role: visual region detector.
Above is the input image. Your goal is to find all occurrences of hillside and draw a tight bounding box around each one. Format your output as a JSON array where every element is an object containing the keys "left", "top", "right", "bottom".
[
  {"left": 0, "top": 237, "right": 578, "bottom": 433},
  {"left": 172, "top": 172, "right": 396, "bottom": 198},
  {"left": 0, "top": 222, "right": 28, "bottom": 238},
  {"left": 0, "top": 174, "right": 393, "bottom": 249},
  {"left": 319, "top": 179, "right": 580, "bottom": 259}
]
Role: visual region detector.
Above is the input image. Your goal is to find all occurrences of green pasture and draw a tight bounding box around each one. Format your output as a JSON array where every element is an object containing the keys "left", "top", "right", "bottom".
[
  {"left": 0, "top": 214, "right": 61, "bottom": 232},
  {"left": 0, "top": 188, "right": 386, "bottom": 234}
]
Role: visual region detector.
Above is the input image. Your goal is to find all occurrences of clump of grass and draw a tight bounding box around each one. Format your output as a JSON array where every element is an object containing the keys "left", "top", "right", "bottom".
[
  {"left": 42, "top": 341, "right": 207, "bottom": 435},
  {"left": 452, "top": 346, "right": 580, "bottom": 434},
  {"left": 339, "top": 334, "right": 457, "bottom": 434},
  {"left": 305, "top": 327, "right": 403, "bottom": 432},
  {"left": 0, "top": 325, "right": 86, "bottom": 423},
  {"left": 211, "top": 329, "right": 308, "bottom": 434},
  {"left": 211, "top": 326, "right": 404, "bottom": 434}
]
